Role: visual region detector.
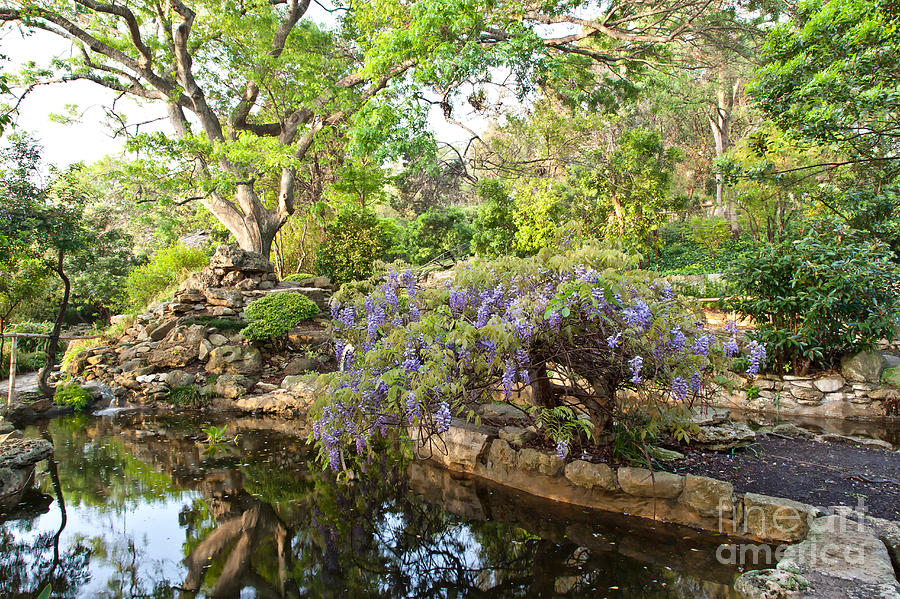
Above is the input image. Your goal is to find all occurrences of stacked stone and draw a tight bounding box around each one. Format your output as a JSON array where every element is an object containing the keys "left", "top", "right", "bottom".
[{"left": 66, "top": 245, "right": 334, "bottom": 405}]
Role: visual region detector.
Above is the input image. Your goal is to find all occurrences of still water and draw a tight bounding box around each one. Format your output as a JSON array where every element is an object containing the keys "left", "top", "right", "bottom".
[{"left": 2, "top": 413, "right": 749, "bottom": 598}]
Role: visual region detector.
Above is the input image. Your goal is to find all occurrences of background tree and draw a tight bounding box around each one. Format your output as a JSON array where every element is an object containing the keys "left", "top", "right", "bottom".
[{"left": 3, "top": 0, "right": 751, "bottom": 258}]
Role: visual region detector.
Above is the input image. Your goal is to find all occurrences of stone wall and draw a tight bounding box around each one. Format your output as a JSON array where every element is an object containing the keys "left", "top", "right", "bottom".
[
  {"left": 707, "top": 350, "right": 900, "bottom": 422},
  {"left": 416, "top": 419, "right": 816, "bottom": 544}
]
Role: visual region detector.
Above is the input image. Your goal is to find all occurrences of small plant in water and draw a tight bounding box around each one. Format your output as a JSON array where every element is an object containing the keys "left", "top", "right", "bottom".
[{"left": 203, "top": 424, "right": 232, "bottom": 444}]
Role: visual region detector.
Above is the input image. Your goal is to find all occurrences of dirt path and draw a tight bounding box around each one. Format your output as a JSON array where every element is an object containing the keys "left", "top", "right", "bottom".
[{"left": 667, "top": 435, "right": 900, "bottom": 520}]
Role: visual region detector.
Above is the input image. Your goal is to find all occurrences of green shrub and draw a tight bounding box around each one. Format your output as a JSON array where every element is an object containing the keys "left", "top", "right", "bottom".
[
  {"left": 241, "top": 293, "right": 320, "bottom": 342},
  {"left": 53, "top": 383, "right": 91, "bottom": 411},
  {"left": 314, "top": 207, "right": 394, "bottom": 285},
  {"left": 166, "top": 385, "right": 208, "bottom": 408},
  {"left": 283, "top": 273, "right": 316, "bottom": 281},
  {"left": 402, "top": 206, "right": 475, "bottom": 265},
  {"left": 730, "top": 222, "right": 900, "bottom": 373},
  {"left": 125, "top": 244, "right": 209, "bottom": 311}
]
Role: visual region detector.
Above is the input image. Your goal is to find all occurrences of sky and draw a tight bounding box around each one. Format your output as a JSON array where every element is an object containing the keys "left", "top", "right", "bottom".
[{"left": 0, "top": 3, "right": 506, "bottom": 169}]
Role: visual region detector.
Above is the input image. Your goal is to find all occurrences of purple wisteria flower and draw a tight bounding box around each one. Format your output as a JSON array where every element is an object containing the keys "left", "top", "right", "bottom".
[
  {"left": 671, "top": 376, "right": 689, "bottom": 400},
  {"left": 629, "top": 355, "right": 644, "bottom": 385},
  {"left": 624, "top": 300, "right": 653, "bottom": 329},
  {"left": 689, "top": 370, "right": 703, "bottom": 394},
  {"left": 449, "top": 288, "right": 468, "bottom": 315},
  {"left": 435, "top": 401, "right": 452, "bottom": 433},
  {"left": 691, "top": 333, "right": 714, "bottom": 357},
  {"left": 723, "top": 337, "right": 739, "bottom": 358},
  {"left": 607, "top": 333, "right": 621, "bottom": 349},
  {"left": 746, "top": 341, "right": 767, "bottom": 376},
  {"left": 555, "top": 439, "right": 568, "bottom": 459},
  {"left": 670, "top": 327, "right": 685, "bottom": 353},
  {"left": 401, "top": 269, "right": 416, "bottom": 298}
]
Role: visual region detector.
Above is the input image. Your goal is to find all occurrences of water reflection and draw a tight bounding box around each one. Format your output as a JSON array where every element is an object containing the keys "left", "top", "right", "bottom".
[{"left": 1, "top": 414, "right": 748, "bottom": 598}]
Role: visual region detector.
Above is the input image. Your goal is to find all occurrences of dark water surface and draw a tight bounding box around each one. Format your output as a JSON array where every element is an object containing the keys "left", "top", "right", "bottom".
[{"left": 1, "top": 412, "right": 749, "bottom": 598}]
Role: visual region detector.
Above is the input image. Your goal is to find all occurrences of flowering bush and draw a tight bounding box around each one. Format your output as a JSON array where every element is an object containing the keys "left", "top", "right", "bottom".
[{"left": 312, "top": 244, "right": 747, "bottom": 470}]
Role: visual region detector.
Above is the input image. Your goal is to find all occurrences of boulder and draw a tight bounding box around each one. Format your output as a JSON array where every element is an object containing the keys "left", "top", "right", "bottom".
[
  {"left": 771, "top": 423, "right": 816, "bottom": 439},
  {"left": 564, "top": 460, "right": 617, "bottom": 491},
  {"left": 743, "top": 492, "right": 816, "bottom": 543},
  {"left": 206, "top": 345, "right": 263, "bottom": 376},
  {"left": 679, "top": 475, "right": 733, "bottom": 516},
  {"left": 415, "top": 420, "right": 492, "bottom": 472},
  {"left": 841, "top": 350, "right": 888, "bottom": 383},
  {"left": 736, "top": 515, "right": 900, "bottom": 599},
  {"left": 147, "top": 319, "right": 177, "bottom": 342},
  {"left": 476, "top": 403, "right": 530, "bottom": 424},
  {"left": 163, "top": 370, "right": 196, "bottom": 389},
  {"left": 517, "top": 448, "right": 564, "bottom": 477},
  {"left": 147, "top": 325, "right": 207, "bottom": 368},
  {"left": 882, "top": 366, "right": 900, "bottom": 388},
  {"left": 209, "top": 244, "right": 272, "bottom": 273},
  {"left": 813, "top": 376, "right": 845, "bottom": 393},
  {"left": 211, "top": 374, "right": 257, "bottom": 399},
  {"left": 204, "top": 288, "right": 243, "bottom": 308},
  {"left": 484, "top": 438, "right": 518, "bottom": 469},
  {"left": 692, "top": 421, "right": 756, "bottom": 450},
  {"left": 498, "top": 425, "right": 537, "bottom": 448},
  {"left": 616, "top": 467, "right": 684, "bottom": 499},
  {"left": 0, "top": 438, "right": 54, "bottom": 469}
]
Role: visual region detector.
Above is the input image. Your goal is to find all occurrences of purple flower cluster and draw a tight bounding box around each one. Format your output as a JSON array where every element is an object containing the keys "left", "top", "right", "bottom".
[
  {"left": 555, "top": 439, "right": 568, "bottom": 459},
  {"left": 629, "top": 355, "right": 644, "bottom": 385},
  {"left": 746, "top": 341, "right": 767, "bottom": 376},
  {"left": 723, "top": 337, "right": 739, "bottom": 358},
  {"left": 670, "top": 327, "right": 685, "bottom": 352},
  {"left": 435, "top": 401, "right": 452, "bottom": 433},
  {"left": 624, "top": 300, "right": 653, "bottom": 329},
  {"left": 691, "top": 333, "right": 715, "bottom": 357},
  {"left": 671, "top": 376, "right": 688, "bottom": 400}
]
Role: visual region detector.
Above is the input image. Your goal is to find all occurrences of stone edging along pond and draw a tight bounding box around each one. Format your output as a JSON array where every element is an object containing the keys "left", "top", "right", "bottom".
[{"left": 416, "top": 419, "right": 900, "bottom": 597}]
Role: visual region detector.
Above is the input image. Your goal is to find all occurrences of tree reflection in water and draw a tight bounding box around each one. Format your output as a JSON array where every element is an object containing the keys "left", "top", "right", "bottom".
[{"left": 1, "top": 414, "right": 741, "bottom": 598}]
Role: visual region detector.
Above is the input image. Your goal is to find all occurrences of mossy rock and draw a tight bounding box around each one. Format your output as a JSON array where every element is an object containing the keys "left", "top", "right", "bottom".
[{"left": 882, "top": 366, "right": 900, "bottom": 388}]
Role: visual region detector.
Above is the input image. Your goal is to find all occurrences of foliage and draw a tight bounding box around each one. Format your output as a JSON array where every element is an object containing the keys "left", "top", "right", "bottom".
[
  {"left": 283, "top": 273, "right": 316, "bottom": 282},
  {"left": 401, "top": 206, "right": 474, "bottom": 265},
  {"left": 241, "top": 292, "right": 320, "bottom": 342},
  {"left": 124, "top": 243, "right": 209, "bottom": 311},
  {"left": 53, "top": 383, "right": 91, "bottom": 412},
  {"left": 314, "top": 207, "right": 394, "bottom": 285},
  {"left": 471, "top": 180, "right": 517, "bottom": 259},
  {"left": 312, "top": 243, "right": 750, "bottom": 470},
  {"left": 166, "top": 385, "right": 208, "bottom": 408},
  {"left": 729, "top": 222, "right": 900, "bottom": 372},
  {"left": 651, "top": 221, "right": 759, "bottom": 274},
  {"left": 750, "top": 0, "right": 900, "bottom": 182}
]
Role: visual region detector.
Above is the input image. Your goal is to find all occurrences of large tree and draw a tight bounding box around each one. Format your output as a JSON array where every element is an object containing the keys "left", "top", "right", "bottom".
[{"left": 4, "top": 0, "right": 743, "bottom": 257}]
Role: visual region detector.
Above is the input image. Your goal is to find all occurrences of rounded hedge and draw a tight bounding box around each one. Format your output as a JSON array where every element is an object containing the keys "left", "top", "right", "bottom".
[{"left": 241, "top": 292, "right": 320, "bottom": 342}]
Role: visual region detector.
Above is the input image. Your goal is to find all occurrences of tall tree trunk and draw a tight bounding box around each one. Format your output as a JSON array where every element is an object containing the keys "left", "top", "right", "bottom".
[
  {"left": 709, "top": 76, "right": 739, "bottom": 231},
  {"left": 38, "top": 249, "right": 70, "bottom": 398}
]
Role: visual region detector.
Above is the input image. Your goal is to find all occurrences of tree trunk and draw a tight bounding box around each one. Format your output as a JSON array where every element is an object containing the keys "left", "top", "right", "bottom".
[
  {"left": 709, "top": 76, "right": 739, "bottom": 232},
  {"left": 38, "top": 249, "right": 70, "bottom": 398}
]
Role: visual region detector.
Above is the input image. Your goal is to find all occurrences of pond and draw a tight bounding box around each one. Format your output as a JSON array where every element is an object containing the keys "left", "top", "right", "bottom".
[{"left": 1, "top": 412, "right": 756, "bottom": 598}]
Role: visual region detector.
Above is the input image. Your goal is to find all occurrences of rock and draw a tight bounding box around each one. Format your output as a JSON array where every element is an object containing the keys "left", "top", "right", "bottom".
[
  {"left": 517, "top": 448, "right": 564, "bottom": 477},
  {"left": 812, "top": 376, "right": 845, "bottom": 393},
  {"left": 819, "top": 433, "right": 893, "bottom": 450},
  {"left": 147, "top": 325, "right": 207, "bottom": 368},
  {"left": 564, "top": 460, "right": 617, "bottom": 491},
  {"left": 204, "top": 288, "right": 243, "bottom": 308},
  {"left": 648, "top": 446, "right": 684, "bottom": 461},
  {"left": 789, "top": 386, "right": 824, "bottom": 402},
  {"left": 0, "top": 466, "right": 35, "bottom": 508},
  {"left": 415, "top": 420, "right": 492, "bottom": 472},
  {"left": 283, "top": 356, "right": 319, "bottom": 375},
  {"left": 841, "top": 350, "right": 889, "bottom": 383},
  {"left": 616, "top": 467, "right": 684, "bottom": 499},
  {"left": 0, "top": 419, "right": 14, "bottom": 435},
  {"left": 232, "top": 389, "right": 315, "bottom": 416},
  {"left": 281, "top": 375, "right": 306, "bottom": 389},
  {"left": 0, "top": 438, "right": 54, "bottom": 469},
  {"left": 209, "top": 306, "right": 236, "bottom": 317},
  {"left": 755, "top": 379, "right": 776, "bottom": 391},
  {"left": 692, "top": 421, "right": 756, "bottom": 450},
  {"left": 689, "top": 406, "right": 731, "bottom": 427},
  {"left": 208, "top": 333, "right": 229, "bottom": 346},
  {"left": 148, "top": 319, "right": 177, "bottom": 342},
  {"left": 680, "top": 475, "right": 733, "bottom": 516},
  {"left": 743, "top": 492, "right": 816, "bottom": 543},
  {"left": 206, "top": 345, "right": 263, "bottom": 376},
  {"left": 882, "top": 366, "right": 900, "bottom": 388},
  {"left": 198, "top": 338, "right": 213, "bottom": 362},
  {"left": 498, "top": 425, "right": 537, "bottom": 448},
  {"left": 211, "top": 374, "right": 257, "bottom": 399},
  {"left": 476, "top": 403, "right": 530, "bottom": 424},
  {"left": 163, "top": 370, "right": 196, "bottom": 388},
  {"left": 737, "top": 515, "right": 900, "bottom": 598},
  {"left": 771, "top": 423, "right": 816, "bottom": 439},
  {"left": 209, "top": 244, "right": 272, "bottom": 273},
  {"left": 485, "top": 438, "right": 518, "bottom": 469}
]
